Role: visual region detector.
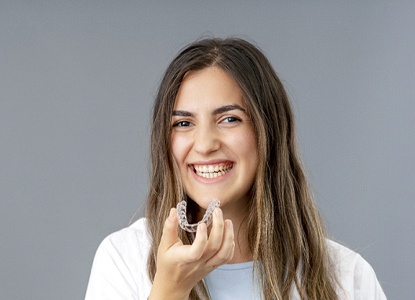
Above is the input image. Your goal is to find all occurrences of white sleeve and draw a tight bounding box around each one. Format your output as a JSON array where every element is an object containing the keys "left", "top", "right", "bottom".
[
  {"left": 85, "top": 220, "right": 152, "bottom": 300},
  {"left": 327, "top": 240, "right": 387, "bottom": 300},
  {"left": 353, "top": 255, "right": 387, "bottom": 300}
]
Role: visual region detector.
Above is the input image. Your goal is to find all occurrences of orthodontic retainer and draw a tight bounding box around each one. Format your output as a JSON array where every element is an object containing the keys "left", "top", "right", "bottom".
[{"left": 176, "top": 198, "right": 220, "bottom": 232}]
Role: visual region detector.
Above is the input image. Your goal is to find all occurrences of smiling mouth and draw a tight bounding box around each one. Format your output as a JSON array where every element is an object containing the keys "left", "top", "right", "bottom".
[{"left": 193, "top": 163, "right": 233, "bottom": 178}]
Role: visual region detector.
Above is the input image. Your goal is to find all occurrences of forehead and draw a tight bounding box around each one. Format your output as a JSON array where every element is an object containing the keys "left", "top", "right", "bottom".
[{"left": 174, "top": 67, "right": 245, "bottom": 110}]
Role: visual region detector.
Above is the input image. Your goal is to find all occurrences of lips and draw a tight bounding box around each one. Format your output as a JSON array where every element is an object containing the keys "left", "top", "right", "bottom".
[{"left": 192, "top": 163, "right": 233, "bottom": 178}]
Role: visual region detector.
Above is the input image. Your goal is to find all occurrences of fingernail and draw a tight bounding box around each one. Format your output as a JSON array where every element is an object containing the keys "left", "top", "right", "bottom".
[
  {"left": 169, "top": 208, "right": 175, "bottom": 219},
  {"left": 198, "top": 222, "right": 207, "bottom": 233},
  {"left": 226, "top": 220, "right": 233, "bottom": 230},
  {"left": 215, "top": 208, "right": 222, "bottom": 217}
]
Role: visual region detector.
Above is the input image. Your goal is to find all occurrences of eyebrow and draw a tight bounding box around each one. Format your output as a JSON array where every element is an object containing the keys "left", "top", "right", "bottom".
[
  {"left": 172, "top": 104, "right": 246, "bottom": 117},
  {"left": 212, "top": 104, "right": 246, "bottom": 115},
  {"left": 172, "top": 110, "right": 193, "bottom": 117}
]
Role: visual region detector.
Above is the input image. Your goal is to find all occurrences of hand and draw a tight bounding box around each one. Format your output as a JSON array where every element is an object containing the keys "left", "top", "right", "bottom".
[{"left": 148, "top": 207, "right": 235, "bottom": 300}]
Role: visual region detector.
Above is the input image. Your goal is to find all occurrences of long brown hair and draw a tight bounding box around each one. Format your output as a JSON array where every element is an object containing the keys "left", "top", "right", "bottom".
[{"left": 145, "top": 37, "right": 338, "bottom": 299}]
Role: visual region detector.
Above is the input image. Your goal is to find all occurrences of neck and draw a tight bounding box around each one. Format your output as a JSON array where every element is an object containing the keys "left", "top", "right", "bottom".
[
  {"left": 196, "top": 198, "right": 254, "bottom": 263},
  {"left": 222, "top": 208, "right": 253, "bottom": 264}
]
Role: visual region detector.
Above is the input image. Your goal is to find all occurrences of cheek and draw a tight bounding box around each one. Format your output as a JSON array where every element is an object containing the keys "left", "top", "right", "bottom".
[
  {"left": 247, "top": 133, "right": 259, "bottom": 158},
  {"left": 170, "top": 134, "right": 191, "bottom": 165},
  {"left": 230, "top": 130, "right": 258, "bottom": 159}
]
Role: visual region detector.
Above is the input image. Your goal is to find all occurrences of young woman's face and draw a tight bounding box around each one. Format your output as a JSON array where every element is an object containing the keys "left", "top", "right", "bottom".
[{"left": 170, "top": 67, "right": 258, "bottom": 213}]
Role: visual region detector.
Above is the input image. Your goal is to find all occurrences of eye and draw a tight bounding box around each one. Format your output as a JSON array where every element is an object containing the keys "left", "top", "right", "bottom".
[
  {"left": 173, "top": 120, "right": 191, "bottom": 127},
  {"left": 221, "top": 116, "right": 241, "bottom": 123}
]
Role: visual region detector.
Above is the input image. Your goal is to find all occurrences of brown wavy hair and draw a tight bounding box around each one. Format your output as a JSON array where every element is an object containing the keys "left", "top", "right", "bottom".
[{"left": 145, "top": 37, "right": 338, "bottom": 299}]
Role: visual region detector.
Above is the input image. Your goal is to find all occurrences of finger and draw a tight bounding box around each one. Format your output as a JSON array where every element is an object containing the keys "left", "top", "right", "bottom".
[
  {"left": 206, "top": 219, "right": 235, "bottom": 268},
  {"left": 185, "top": 222, "right": 208, "bottom": 262},
  {"left": 159, "top": 208, "right": 180, "bottom": 252},
  {"left": 223, "top": 220, "right": 235, "bottom": 262},
  {"left": 203, "top": 208, "right": 225, "bottom": 258}
]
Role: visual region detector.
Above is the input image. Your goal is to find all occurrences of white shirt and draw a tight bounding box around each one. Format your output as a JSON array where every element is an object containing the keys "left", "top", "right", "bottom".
[{"left": 85, "top": 218, "right": 386, "bottom": 299}]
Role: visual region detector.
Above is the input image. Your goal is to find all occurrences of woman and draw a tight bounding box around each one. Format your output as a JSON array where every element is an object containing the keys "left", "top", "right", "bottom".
[{"left": 86, "top": 38, "right": 386, "bottom": 299}]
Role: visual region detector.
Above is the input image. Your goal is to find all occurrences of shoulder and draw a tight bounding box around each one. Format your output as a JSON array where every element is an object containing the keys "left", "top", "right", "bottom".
[
  {"left": 327, "top": 240, "right": 386, "bottom": 299},
  {"left": 327, "top": 239, "right": 366, "bottom": 271},
  {"left": 94, "top": 218, "right": 151, "bottom": 261},
  {"left": 99, "top": 218, "right": 151, "bottom": 253},
  {"left": 85, "top": 218, "right": 152, "bottom": 299}
]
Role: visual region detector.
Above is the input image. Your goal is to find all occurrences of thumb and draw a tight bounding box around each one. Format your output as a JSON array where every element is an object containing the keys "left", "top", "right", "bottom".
[{"left": 159, "top": 208, "right": 180, "bottom": 251}]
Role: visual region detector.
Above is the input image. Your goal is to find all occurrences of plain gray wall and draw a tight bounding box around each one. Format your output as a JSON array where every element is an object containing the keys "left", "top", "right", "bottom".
[{"left": 1, "top": 1, "right": 414, "bottom": 299}]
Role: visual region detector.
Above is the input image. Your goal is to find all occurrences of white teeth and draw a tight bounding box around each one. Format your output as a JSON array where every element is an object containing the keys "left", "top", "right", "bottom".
[{"left": 193, "top": 164, "right": 233, "bottom": 178}]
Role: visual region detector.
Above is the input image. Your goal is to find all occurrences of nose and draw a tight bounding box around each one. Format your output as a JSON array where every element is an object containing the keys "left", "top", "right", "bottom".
[{"left": 193, "top": 124, "right": 220, "bottom": 155}]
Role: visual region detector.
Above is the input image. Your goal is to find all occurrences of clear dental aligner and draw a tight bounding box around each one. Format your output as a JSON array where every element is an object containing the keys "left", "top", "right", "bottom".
[{"left": 176, "top": 198, "right": 220, "bottom": 232}]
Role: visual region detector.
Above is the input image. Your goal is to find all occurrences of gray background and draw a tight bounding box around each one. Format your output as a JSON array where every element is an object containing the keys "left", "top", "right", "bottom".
[{"left": 1, "top": 1, "right": 414, "bottom": 299}]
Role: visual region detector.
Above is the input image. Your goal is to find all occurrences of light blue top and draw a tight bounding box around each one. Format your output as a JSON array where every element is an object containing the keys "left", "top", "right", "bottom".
[{"left": 204, "top": 261, "right": 261, "bottom": 300}]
